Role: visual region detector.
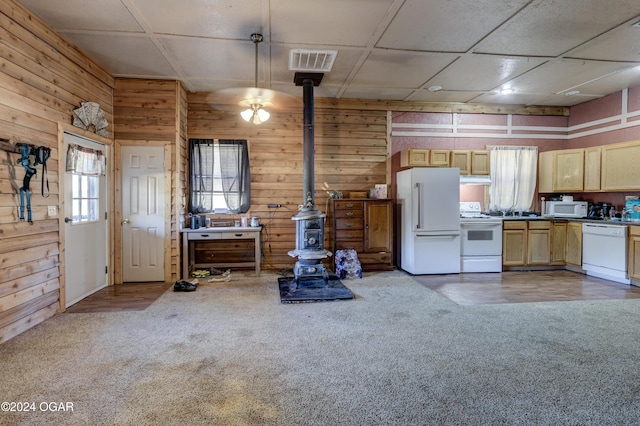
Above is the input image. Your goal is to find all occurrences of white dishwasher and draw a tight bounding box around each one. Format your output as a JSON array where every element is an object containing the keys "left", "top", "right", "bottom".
[{"left": 582, "top": 223, "right": 629, "bottom": 284}]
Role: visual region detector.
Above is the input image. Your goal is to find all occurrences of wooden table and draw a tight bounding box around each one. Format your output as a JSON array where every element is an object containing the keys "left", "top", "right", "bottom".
[{"left": 182, "top": 226, "right": 262, "bottom": 278}]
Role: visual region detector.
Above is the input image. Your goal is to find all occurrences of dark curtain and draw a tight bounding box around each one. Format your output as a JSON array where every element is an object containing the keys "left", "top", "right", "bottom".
[
  {"left": 188, "top": 138, "right": 250, "bottom": 214},
  {"left": 219, "top": 139, "right": 251, "bottom": 213}
]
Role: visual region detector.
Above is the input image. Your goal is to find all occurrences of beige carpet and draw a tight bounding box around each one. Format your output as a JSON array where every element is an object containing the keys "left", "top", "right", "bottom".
[{"left": 2, "top": 270, "right": 640, "bottom": 425}]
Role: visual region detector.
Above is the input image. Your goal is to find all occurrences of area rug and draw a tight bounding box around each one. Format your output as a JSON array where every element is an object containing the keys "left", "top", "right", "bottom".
[{"left": 278, "top": 275, "right": 355, "bottom": 303}]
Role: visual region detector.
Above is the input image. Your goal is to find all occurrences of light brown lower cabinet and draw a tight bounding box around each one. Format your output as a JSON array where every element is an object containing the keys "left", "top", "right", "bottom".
[
  {"left": 565, "top": 222, "right": 582, "bottom": 266},
  {"left": 629, "top": 226, "right": 640, "bottom": 281},
  {"left": 503, "top": 220, "right": 567, "bottom": 267}
]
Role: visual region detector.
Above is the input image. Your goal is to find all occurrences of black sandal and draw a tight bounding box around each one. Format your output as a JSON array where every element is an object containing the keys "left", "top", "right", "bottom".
[{"left": 173, "top": 280, "right": 197, "bottom": 292}]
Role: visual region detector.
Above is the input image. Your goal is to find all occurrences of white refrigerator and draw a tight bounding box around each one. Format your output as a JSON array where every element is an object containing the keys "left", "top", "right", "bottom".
[{"left": 397, "top": 167, "right": 461, "bottom": 274}]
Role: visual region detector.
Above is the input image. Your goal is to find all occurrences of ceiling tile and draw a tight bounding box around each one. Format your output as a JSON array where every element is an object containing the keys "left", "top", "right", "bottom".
[
  {"left": 59, "top": 32, "right": 177, "bottom": 76},
  {"left": 131, "top": 0, "right": 263, "bottom": 39},
  {"left": 408, "top": 90, "right": 487, "bottom": 103},
  {"left": 567, "top": 24, "right": 640, "bottom": 62},
  {"left": 378, "top": 0, "right": 530, "bottom": 52},
  {"left": 504, "top": 59, "right": 637, "bottom": 95},
  {"left": 425, "top": 55, "right": 547, "bottom": 92},
  {"left": 270, "top": 0, "right": 395, "bottom": 46},
  {"left": 352, "top": 50, "right": 458, "bottom": 88},
  {"left": 20, "top": 0, "right": 143, "bottom": 32},
  {"left": 475, "top": 0, "right": 640, "bottom": 56},
  {"left": 341, "top": 87, "right": 415, "bottom": 100}
]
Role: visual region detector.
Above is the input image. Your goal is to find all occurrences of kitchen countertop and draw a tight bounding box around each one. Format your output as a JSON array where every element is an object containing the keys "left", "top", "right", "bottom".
[{"left": 500, "top": 216, "right": 640, "bottom": 226}]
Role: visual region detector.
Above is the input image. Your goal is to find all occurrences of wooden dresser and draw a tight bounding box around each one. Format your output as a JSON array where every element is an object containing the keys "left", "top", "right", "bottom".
[{"left": 330, "top": 199, "right": 393, "bottom": 271}]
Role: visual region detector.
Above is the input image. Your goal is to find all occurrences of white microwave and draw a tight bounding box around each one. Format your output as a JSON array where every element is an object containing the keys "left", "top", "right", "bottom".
[{"left": 546, "top": 201, "right": 588, "bottom": 217}]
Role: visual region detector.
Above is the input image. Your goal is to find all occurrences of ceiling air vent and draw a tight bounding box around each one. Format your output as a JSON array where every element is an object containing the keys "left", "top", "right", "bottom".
[{"left": 289, "top": 49, "right": 337, "bottom": 72}]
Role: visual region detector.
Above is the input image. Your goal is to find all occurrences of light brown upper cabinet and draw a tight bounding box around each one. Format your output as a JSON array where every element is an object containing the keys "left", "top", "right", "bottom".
[
  {"left": 450, "top": 150, "right": 471, "bottom": 174},
  {"left": 471, "top": 150, "right": 490, "bottom": 175},
  {"left": 584, "top": 146, "right": 601, "bottom": 192},
  {"left": 400, "top": 149, "right": 429, "bottom": 167},
  {"left": 538, "top": 149, "right": 584, "bottom": 193},
  {"left": 429, "top": 149, "right": 450, "bottom": 167},
  {"left": 601, "top": 140, "right": 640, "bottom": 191}
]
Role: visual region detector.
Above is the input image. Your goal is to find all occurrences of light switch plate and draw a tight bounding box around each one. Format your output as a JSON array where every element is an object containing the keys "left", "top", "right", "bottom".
[{"left": 47, "top": 205, "right": 57, "bottom": 217}]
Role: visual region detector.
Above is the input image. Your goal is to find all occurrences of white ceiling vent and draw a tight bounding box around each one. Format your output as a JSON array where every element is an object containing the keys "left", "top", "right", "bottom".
[{"left": 289, "top": 49, "right": 337, "bottom": 72}]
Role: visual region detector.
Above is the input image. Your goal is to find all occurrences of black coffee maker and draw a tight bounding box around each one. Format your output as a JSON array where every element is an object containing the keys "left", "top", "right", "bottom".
[{"left": 588, "top": 202, "right": 611, "bottom": 219}]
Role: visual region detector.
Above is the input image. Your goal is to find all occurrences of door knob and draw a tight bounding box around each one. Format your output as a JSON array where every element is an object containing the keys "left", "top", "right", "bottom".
[
  {"left": 64, "top": 217, "right": 73, "bottom": 223},
  {"left": 122, "top": 218, "right": 130, "bottom": 225}
]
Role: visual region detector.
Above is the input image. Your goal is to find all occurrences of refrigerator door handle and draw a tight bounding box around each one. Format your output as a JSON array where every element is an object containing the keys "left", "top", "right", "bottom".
[{"left": 415, "top": 182, "right": 421, "bottom": 229}]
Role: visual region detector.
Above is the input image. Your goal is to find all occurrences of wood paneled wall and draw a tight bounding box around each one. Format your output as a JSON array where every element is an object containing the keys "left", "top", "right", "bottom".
[
  {"left": 187, "top": 93, "right": 389, "bottom": 270},
  {"left": 113, "top": 78, "right": 187, "bottom": 283},
  {"left": 0, "top": 0, "right": 114, "bottom": 343}
]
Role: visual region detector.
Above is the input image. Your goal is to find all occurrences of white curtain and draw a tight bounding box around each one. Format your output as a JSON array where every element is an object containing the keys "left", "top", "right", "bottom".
[
  {"left": 489, "top": 146, "right": 538, "bottom": 213},
  {"left": 65, "top": 143, "right": 105, "bottom": 176}
]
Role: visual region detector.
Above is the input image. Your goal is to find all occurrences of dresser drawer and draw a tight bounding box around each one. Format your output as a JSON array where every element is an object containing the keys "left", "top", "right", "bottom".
[
  {"left": 217, "top": 231, "right": 257, "bottom": 239},
  {"left": 336, "top": 230, "right": 364, "bottom": 241},
  {"left": 335, "top": 218, "right": 363, "bottom": 230},
  {"left": 187, "top": 232, "right": 222, "bottom": 240},
  {"left": 335, "top": 209, "right": 363, "bottom": 219},
  {"left": 335, "top": 241, "right": 364, "bottom": 253},
  {"left": 359, "top": 252, "right": 393, "bottom": 270},
  {"left": 334, "top": 200, "right": 364, "bottom": 210}
]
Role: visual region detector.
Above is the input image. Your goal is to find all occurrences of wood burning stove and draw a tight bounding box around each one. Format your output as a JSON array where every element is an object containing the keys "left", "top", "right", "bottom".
[{"left": 288, "top": 73, "right": 332, "bottom": 285}]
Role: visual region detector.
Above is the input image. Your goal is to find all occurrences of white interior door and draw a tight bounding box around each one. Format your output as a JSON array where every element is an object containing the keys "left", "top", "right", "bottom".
[
  {"left": 64, "top": 133, "right": 108, "bottom": 307},
  {"left": 121, "top": 146, "right": 165, "bottom": 282}
]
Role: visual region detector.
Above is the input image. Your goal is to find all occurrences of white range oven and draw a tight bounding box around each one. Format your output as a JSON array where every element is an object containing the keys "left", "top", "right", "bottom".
[{"left": 459, "top": 202, "right": 503, "bottom": 273}]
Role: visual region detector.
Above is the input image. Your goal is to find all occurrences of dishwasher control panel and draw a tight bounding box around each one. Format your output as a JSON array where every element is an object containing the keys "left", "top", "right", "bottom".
[{"left": 582, "top": 223, "right": 627, "bottom": 237}]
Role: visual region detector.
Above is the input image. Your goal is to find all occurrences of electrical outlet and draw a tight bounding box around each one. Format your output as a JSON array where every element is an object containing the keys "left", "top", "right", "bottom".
[
  {"left": 47, "top": 205, "right": 57, "bottom": 217},
  {"left": 268, "top": 204, "right": 282, "bottom": 208}
]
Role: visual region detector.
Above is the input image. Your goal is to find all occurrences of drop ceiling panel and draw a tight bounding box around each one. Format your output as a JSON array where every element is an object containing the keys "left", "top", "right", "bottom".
[
  {"left": 19, "top": 0, "right": 143, "bottom": 32},
  {"left": 161, "top": 37, "right": 255, "bottom": 82},
  {"left": 378, "top": 0, "right": 530, "bottom": 52},
  {"left": 352, "top": 50, "right": 458, "bottom": 88},
  {"left": 475, "top": 0, "right": 640, "bottom": 57},
  {"left": 132, "top": 0, "right": 263, "bottom": 38},
  {"left": 505, "top": 59, "right": 637, "bottom": 95},
  {"left": 341, "top": 87, "right": 416, "bottom": 100},
  {"left": 568, "top": 66, "right": 640, "bottom": 96},
  {"left": 270, "top": 0, "right": 395, "bottom": 46},
  {"left": 59, "top": 32, "right": 177, "bottom": 76},
  {"left": 425, "top": 55, "right": 548, "bottom": 92},
  {"left": 408, "top": 90, "right": 486, "bottom": 103},
  {"left": 567, "top": 25, "right": 640, "bottom": 62}
]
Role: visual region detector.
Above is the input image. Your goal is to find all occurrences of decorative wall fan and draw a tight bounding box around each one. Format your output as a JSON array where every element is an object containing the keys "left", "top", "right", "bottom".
[
  {"left": 215, "top": 33, "right": 291, "bottom": 125},
  {"left": 72, "top": 101, "right": 108, "bottom": 137}
]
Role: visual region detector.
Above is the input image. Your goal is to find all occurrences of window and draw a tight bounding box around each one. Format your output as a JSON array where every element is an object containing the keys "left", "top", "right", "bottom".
[
  {"left": 488, "top": 146, "right": 538, "bottom": 213},
  {"left": 189, "top": 139, "right": 251, "bottom": 214},
  {"left": 71, "top": 174, "right": 100, "bottom": 223}
]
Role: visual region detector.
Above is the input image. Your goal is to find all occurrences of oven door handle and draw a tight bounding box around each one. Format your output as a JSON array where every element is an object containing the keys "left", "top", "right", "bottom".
[{"left": 461, "top": 222, "right": 502, "bottom": 227}]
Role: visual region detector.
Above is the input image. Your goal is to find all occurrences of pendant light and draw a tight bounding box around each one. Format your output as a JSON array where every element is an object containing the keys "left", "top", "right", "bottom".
[{"left": 240, "top": 33, "right": 270, "bottom": 125}]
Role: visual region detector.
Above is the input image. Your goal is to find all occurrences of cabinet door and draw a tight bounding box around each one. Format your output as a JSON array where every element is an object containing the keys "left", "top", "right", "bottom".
[
  {"left": 450, "top": 151, "right": 471, "bottom": 175},
  {"left": 538, "top": 151, "right": 554, "bottom": 193},
  {"left": 565, "top": 221, "right": 582, "bottom": 266},
  {"left": 400, "top": 149, "right": 429, "bottom": 167},
  {"left": 527, "top": 221, "right": 551, "bottom": 265},
  {"left": 471, "top": 151, "right": 490, "bottom": 175},
  {"left": 364, "top": 200, "right": 392, "bottom": 252},
  {"left": 584, "top": 146, "right": 601, "bottom": 192},
  {"left": 551, "top": 221, "right": 566, "bottom": 265},
  {"left": 503, "top": 221, "right": 527, "bottom": 266},
  {"left": 430, "top": 149, "right": 450, "bottom": 167},
  {"left": 628, "top": 227, "right": 640, "bottom": 281},
  {"left": 553, "top": 149, "right": 584, "bottom": 192},
  {"left": 601, "top": 141, "right": 640, "bottom": 191},
  {"left": 528, "top": 229, "right": 551, "bottom": 264}
]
